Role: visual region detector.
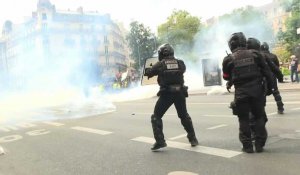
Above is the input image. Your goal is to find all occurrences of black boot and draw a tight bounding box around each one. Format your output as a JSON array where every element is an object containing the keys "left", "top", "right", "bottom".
[
  {"left": 239, "top": 120, "right": 253, "bottom": 153},
  {"left": 187, "top": 135, "right": 199, "bottom": 147},
  {"left": 274, "top": 90, "right": 284, "bottom": 114},
  {"left": 254, "top": 142, "right": 264, "bottom": 153},
  {"left": 181, "top": 114, "right": 199, "bottom": 147},
  {"left": 242, "top": 143, "right": 254, "bottom": 153},
  {"left": 151, "top": 142, "right": 167, "bottom": 151},
  {"left": 151, "top": 115, "right": 166, "bottom": 151}
]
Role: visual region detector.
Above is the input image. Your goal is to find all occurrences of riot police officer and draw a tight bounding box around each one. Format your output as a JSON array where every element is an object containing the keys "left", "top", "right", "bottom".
[
  {"left": 144, "top": 43, "right": 199, "bottom": 151},
  {"left": 261, "top": 42, "right": 285, "bottom": 114},
  {"left": 246, "top": 37, "right": 274, "bottom": 145},
  {"left": 222, "top": 33, "right": 273, "bottom": 153}
]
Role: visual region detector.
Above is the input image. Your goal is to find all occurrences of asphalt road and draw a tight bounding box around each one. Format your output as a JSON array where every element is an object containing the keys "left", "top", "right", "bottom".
[{"left": 0, "top": 90, "right": 300, "bottom": 175}]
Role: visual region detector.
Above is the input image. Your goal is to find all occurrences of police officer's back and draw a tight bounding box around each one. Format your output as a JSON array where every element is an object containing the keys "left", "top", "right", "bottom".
[
  {"left": 260, "top": 42, "right": 285, "bottom": 114},
  {"left": 222, "top": 32, "right": 273, "bottom": 153},
  {"left": 144, "top": 43, "right": 198, "bottom": 151}
]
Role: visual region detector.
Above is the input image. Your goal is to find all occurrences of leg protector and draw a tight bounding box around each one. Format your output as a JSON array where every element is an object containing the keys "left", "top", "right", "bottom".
[
  {"left": 180, "top": 114, "right": 198, "bottom": 146},
  {"left": 151, "top": 114, "right": 165, "bottom": 144},
  {"left": 238, "top": 118, "right": 253, "bottom": 147},
  {"left": 273, "top": 90, "right": 284, "bottom": 111},
  {"left": 254, "top": 117, "right": 268, "bottom": 148}
]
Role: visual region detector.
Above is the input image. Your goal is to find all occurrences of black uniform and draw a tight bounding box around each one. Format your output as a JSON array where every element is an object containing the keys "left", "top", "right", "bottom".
[
  {"left": 261, "top": 42, "right": 284, "bottom": 114},
  {"left": 246, "top": 38, "right": 273, "bottom": 144},
  {"left": 222, "top": 33, "right": 273, "bottom": 153},
  {"left": 144, "top": 43, "right": 198, "bottom": 151}
]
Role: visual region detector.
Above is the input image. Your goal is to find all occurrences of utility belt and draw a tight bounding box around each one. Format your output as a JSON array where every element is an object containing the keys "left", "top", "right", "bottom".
[{"left": 158, "top": 85, "right": 188, "bottom": 97}]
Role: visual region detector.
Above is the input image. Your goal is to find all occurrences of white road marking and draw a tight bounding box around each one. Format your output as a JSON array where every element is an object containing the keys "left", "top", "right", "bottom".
[
  {"left": 132, "top": 113, "right": 177, "bottom": 116},
  {"left": 189, "top": 102, "right": 230, "bottom": 105},
  {"left": 0, "top": 135, "right": 23, "bottom": 143},
  {"left": 0, "top": 123, "right": 36, "bottom": 132},
  {"left": 71, "top": 126, "right": 112, "bottom": 135},
  {"left": 43, "top": 121, "right": 65, "bottom": 126},
  {"left": 169, "top": 134, "right": 187, "bottom": 140},
  {"left": 26, "top": 129, "right": 51, "bottom": 136},
  {"left": 207, "top": 124, "right": 228, "bottom": 130},
  {"left": 0, "top": 145, "right": 4, "bottom": 155},
  {"left": 132, "top": 136, "right": 242, "bottom": 158},
  {"left": 267, "top": 112, "right": 278, "bottom": 116},
  {"left": 291, "top": 108, "right": 300, "bottom": 111},
  {"left": 168, "top": 171, "right": 198, "bottom": 175},
  {"left": 296, "top": 130, "right": 300, "bottom": 133},
  {"left": 203, "top": 115, "right": 234, "bottom": 118}
]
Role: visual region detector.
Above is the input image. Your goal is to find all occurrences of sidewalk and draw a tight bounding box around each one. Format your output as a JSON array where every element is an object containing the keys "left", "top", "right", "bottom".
[
  {"left": 278, "top": 81, "right": 300, "bottom": 92},
  {"left": 189, "top": 81, "right": 300, "bottom": 96}
]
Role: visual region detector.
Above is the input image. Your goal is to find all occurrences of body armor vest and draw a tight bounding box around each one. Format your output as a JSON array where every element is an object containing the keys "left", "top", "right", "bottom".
[
  {"left": 231, "top": 50, "right": 262, "bottom": 84},
  {"left": 161, "top": 59, "right": 184, "bottom": 86}
]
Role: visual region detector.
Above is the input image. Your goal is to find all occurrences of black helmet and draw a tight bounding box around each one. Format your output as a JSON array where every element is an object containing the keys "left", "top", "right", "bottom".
[
  {"left": 158, "top": 43, "right": 174, "bottom": 61},
  {"left": 260, "top": 42, "right": 269, "bottom": 51},
  {"left": 247, "top": 37, "right": 261, "bottom": 50},
  {"left": 228, "top": 32, "right": 246, "bottom": 51}
]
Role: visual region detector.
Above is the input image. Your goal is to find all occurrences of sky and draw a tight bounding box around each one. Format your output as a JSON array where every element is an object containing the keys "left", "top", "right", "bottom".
[{"left": 0, "top": 0, "right": 273, "bottom": 33}]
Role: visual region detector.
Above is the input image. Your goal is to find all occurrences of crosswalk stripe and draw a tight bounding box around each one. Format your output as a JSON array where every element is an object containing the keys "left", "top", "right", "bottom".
[
  {"left": 131, "top": 136, "right": 242, "bottom": 158},
  {"left": 71, "top": 126, "right": 112, "bottom": 135},
  {"left": 169, "top": 134, "right": 187, "bottom": 140},
  {"left": 203, "top": 115, "right": 234, "bottom": 118},
  {"left": 207, "top": 124, "right": 227, "bottom": 130}
]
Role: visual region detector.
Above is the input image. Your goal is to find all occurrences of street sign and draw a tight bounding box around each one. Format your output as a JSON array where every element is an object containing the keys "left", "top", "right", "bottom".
[
  {"left": 297, "top": 28, "right": 300, "bottom": 34},
  {"left": 141, "top": 57, "right": 158, "bottom": 86}
]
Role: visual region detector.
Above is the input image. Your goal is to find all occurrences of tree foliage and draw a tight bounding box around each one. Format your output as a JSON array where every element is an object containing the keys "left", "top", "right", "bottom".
[
  {"left": 273, "top": 44, "right": 291, "bottom": 63},
  {"left": 157, "top": 10, "right": 202, "bottom": 55},
  {"left": 126, "top": 21, "right": 157, "bottom": 71},
  {"left": 277, "top": 0, "right": 300, "bottom": 57}
]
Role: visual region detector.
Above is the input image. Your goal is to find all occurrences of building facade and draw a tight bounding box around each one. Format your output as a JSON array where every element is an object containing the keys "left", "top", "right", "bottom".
[
  {"left": 0, "top": 0, "right": 130, "bottom": 89},
  {"left": 257, "top": 0, "right": 291, "bottom": 34}
]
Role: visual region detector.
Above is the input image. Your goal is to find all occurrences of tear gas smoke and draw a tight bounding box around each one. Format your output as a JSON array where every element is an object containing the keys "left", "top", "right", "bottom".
[
  {"left": 0, "top": 6, "right": 275, "bottom": 125},
  {"left": 173, "top": 8, "right": 274, "bottom": 94},
  {"left": 0, "top": 25, "right": 117, "bottom": 125}
]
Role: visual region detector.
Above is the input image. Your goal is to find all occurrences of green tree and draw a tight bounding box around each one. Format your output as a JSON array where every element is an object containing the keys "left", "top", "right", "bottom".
[
  {"left": 157, "top": 10, "right": 202, "bottom": 55},
  {"left": 126, "top": 21, "right": 157, "bottom": 71},
  {"left": 277, "top": 0, "right": 300, "bottom": 57},
  {"left": 273, "top": 44, "right": 291, "bottom": 63}
]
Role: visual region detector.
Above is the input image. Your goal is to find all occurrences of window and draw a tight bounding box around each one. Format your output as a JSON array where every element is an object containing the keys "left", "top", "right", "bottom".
[{"left": 42, "top": 13, "right": 47, "bottom": 20}]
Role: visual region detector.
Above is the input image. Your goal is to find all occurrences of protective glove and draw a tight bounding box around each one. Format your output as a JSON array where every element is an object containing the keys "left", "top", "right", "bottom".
[
  {"left": 226, "top": 81, "right": 233, "bottom": 92},
  {"left": 144, "top": 68, "right": 151, "bottom": 76},
  {"left": 266, "top": 88, "right": 275, "bottom": 96}
]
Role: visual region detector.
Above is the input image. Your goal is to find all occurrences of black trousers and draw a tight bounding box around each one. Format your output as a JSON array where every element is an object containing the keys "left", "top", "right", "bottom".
[
  {"left": 236, "top": 95, "right": 267, "bottom": 147},
  {"left": 154, "top": 91, "right": 188, "bottom": 118},
  {"left": 151, "top": 91, "right": 196, "bottom": 143}
]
